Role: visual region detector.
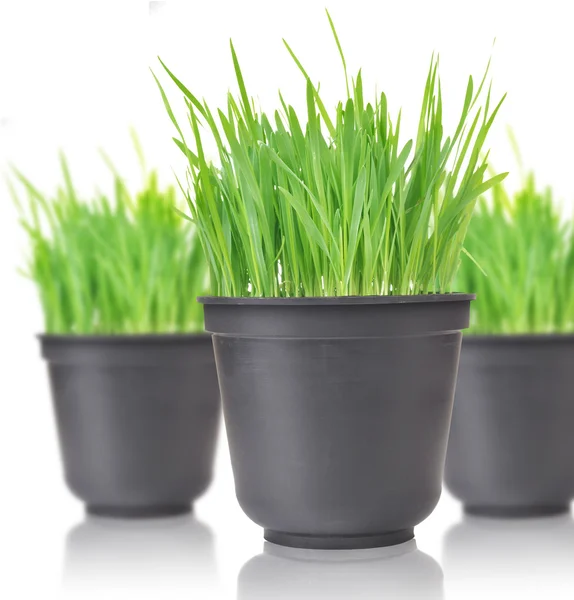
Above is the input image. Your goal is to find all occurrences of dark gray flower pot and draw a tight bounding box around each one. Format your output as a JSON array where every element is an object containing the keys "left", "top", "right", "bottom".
[
  {"left": 40, "top": 334, "right": 221, "bottom": 518},
  {"left": 445, "top": 335, "right": 574, "bottom": 517},
  {"left": 200, "top": 294, "right": 473, "bottom": 549}
]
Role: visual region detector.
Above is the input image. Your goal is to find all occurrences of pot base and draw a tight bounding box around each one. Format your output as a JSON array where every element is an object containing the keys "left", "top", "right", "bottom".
[
  {"left": 264, "top": 528, "right": 414, "bottom": 550},
  {"left": 465, "top": 505, "right": 570, "bottom": 518},
  {"left": 87, "top": 504, "right": 192, "bottom": 519}
]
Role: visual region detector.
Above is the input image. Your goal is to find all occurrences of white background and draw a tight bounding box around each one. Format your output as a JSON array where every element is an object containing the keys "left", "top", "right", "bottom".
[{"left": 1, "top": 1, "right": 574, "bottom": 598}]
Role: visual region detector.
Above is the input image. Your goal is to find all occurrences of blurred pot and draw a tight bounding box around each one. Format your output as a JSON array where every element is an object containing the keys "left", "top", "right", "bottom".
[
  {"left": 41, "top": 334, "right": 220, "bottom": 517},
  {"left": 445, "top": 335, "right": 574, "bottom": 516}
]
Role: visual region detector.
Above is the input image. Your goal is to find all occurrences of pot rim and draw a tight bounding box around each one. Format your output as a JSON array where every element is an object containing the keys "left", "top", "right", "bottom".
[
  {"left": 464, "top": 333, "right": 574, "bottom": 343},
  {"left": 198, "top": 292, "right": 475, "bottom": 306},
  {"left": 38, "top": 332, "right": 211, "bottom": 344}
]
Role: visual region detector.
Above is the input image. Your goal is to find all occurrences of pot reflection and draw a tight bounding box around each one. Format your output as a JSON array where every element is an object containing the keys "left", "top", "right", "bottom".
[
  {"left": 443, "top": 513, "right": 574, "bottom": 597},
  {"left": 63, "top": 514, "right": 219, "bottom": 597},
  {"left": 238, "top": 540, "right": 444, "bottom": 600}
]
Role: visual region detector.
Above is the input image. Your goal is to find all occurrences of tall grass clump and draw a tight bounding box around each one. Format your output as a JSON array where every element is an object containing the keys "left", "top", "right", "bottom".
[
  {"left": 456, "top": 170, "right": 574, "bottom": 334},
  {"left": 156, "top": 11, "right": 506, "bottom": 297},
  {"left": 11, "top": 151, "right": 207, "bottom": 334}
]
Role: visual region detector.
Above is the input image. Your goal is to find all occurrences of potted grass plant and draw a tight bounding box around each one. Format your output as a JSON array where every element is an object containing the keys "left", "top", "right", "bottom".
[
  {"left": 446, "top": 155, "right": 574, "bottom": 517},
  {"left": 157, "top": 12, "right": 505, "bottom": 548},
  {"left": 11, "top": 146, "right": 220, "bottom": 518}
]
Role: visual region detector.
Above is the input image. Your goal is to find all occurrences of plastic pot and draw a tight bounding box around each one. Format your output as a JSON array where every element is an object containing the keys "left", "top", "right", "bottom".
[
  {"left": 40, "top": 334, "right": 221, "bottom": 518},
  {"left": 200, "top": 294, "right": 474, "bottom": 549},
  {"left": 445, "top": 335, "right": 574, "bottom": 517}
]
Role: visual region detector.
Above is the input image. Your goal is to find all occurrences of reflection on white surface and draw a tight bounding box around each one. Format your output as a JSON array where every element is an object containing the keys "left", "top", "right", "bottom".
[
  {"left": 443, "top": 513, "right": 574, "bottom": 597},
  {"left": 238, "top": 540, "right": 444, "bottom": 599},
  {"left": 63, "top": 514, "right": 220, "bottom": 598}
]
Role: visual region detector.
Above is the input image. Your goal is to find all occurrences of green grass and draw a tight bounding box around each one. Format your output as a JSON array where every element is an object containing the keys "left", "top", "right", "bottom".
[
  {"left": 455, "top": 169, "right": 574, "bottom": 334},
  {"left": 155, "top": 11, "right": 506, "bottom": 298},
  {"left": 11, "top": 149, "right": 208, "bottom": 334}
]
